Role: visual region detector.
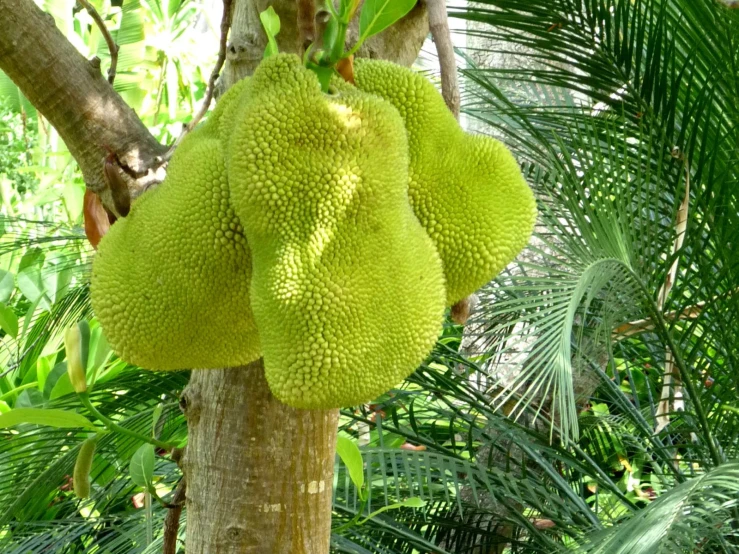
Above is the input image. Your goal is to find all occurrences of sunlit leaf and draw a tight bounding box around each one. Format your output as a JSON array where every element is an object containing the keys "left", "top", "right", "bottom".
[
  {"left": 358, "top": 0, "right": 415, "bottom": 41},
  {"left": 0, "top": 408, "right": 98, "bottom": 430}
]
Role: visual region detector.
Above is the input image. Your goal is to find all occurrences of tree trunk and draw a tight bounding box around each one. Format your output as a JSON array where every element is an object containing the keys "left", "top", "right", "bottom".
[{"left": 182, "top": 361, "right": 339, "bottom": 553}]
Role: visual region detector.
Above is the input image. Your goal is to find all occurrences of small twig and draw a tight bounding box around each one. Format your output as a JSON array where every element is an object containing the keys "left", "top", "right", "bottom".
[
  {"left": 297, "top": 0, "right": 316, "bottom": 53},
  {"left": 428, "top": 0, "right": 460, "bottom": 119},
  {"left": 162, "top": 477, "right": 187, "bottom": 554},
  {"left": 76, "top": 0, "right": 119, "bottom": 84},
  {"left": 164, "top": 0, "right": 233, "bottom": 161}
]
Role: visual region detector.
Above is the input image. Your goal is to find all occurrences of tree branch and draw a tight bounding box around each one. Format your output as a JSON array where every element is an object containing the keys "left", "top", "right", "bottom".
[
  {"left": 162, "top": 477, "right": 187, "bottom": 554},
  {"left": 428, "top": 0, "right": 460, "bottom": 118},
  {"left": 76, "top": 0, "right": 119, "bottom": 84},
  {"left": 0, "top": 0, "right": 167, "bottom": 213}
]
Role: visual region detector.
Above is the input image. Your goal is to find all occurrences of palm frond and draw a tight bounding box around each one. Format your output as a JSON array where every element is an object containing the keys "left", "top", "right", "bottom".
[{"left": 579, "top": 460, "right": 739, "bottom": 553}]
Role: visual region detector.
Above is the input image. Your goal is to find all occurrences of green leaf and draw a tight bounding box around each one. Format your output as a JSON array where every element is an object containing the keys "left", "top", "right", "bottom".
[
  {"left": 151, "top": 403, "right": 163, "bottom": 435},
  {"left": 260, "top": 7, "right": 280, "bottom": 59},
  {"left": 0, "top": 270, "right": 15, "bottom": 303},
  {"left": 358, "top": 0, "right": 415, "bottom": 42},
  {"left": 17, "top": 267, "right": 46, "bottom": 307},
  {"left": 580, "top": 462, "right": 739, "bottom": 553},
  {"left": 0, "top": 407, "right": 98, "bottom": 430},
  {"left": 18, "top": 247, "right": 44, "bottom": 271},
  {"left": 336, "top": 435, "right": 364, "bottom": 492},
  {"left": 0, "top": 303, "right": 18, "bottom": 339},
  {"left": 399, "top": 497, "right": 426, "bottom": 508},
  {"left": 14, "top": 389, "right": 45, "bottom": 408},
  {"left": 43, "top": 266, "right": 71, "bottom": 306},
  {"left": 49, "top": 371, "right": 75, "bottom": 400},
  {"left": 129, "top": 443, "right": 155, "bottom": 491},
  {"left": 43, "top": 362, "right": 69, "bottom": 400}
]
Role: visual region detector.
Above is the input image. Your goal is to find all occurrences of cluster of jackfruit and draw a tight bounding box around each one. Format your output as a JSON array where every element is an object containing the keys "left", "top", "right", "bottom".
[{"left": 91, "top": 54, "right": 536, "bottom": 409}]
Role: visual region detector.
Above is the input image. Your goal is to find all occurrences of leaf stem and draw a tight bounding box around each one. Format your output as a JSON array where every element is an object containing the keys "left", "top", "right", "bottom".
[
  {"left": 78, "top": 392, "right": 176, "bottom": 450},
  {"left": 0, "top": 381, "right": 38, "bottom": 401},
  {"left": 332, "top": 495, "right": 368, "bottom": 533}
]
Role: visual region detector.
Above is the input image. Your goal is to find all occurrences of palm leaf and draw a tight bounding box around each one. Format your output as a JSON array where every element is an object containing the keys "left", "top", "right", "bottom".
[{"left": 579, "top": 460, "right": 739, "bottom": 553}]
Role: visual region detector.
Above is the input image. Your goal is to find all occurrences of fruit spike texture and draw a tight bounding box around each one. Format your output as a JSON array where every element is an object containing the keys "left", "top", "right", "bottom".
[
  {"left": 90, "top": 119, "right": 261, "bottom": 371},
  {"left": 226, "top": 54, "right": 446, "bottom": 409},
  {"left": 353, "top": 59, "right": 538, "bottom": 305}
]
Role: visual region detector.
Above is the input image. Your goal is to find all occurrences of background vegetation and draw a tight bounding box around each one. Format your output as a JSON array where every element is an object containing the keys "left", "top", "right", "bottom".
[{"left": 0, "top": 0, "right": 737, "bottom": 552}]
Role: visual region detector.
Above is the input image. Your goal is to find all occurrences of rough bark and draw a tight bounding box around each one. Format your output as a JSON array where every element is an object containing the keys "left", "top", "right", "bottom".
[
  {"left": 182, "top": 361, "right": 339, "bottom": 553},
  {"left": 0, "top": 0, "right": 167, "bottom": 215}
]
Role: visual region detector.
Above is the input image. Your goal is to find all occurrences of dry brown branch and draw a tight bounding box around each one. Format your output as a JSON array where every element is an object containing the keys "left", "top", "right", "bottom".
[
  {"left": 76, "top": 0, "right": 119, "bottom": 83},
  {"left": 165, "top": 0, "right": 234, "bottom": 160},
  {"left": 655, "top": 153, "right": 691, "bottom": 433},
  {"left": 612, "top": 302, "right": 704, "bottom": 339}
]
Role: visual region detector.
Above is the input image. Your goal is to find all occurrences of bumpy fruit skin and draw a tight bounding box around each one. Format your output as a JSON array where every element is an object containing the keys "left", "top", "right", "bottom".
[
  {"left": 91, "top": 123, "right": 260, "bottom": 370},
  {"left": 353, "top": 59, "right": 538, "bottom": 305},
  {"left": 227, "top": 54, "right": 446, "bottom": 409}
]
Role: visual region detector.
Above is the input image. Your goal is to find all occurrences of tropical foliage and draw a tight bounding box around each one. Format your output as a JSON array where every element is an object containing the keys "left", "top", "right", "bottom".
[{"left": 0, "top": 0, "right": 738, "bottom": 552}]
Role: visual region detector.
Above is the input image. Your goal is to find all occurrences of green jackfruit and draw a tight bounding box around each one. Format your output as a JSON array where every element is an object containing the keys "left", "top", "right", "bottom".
[
  {"left": 353, "top": 59, "right": 537, "bottom": 305},
  {"left": 226, "top": 54, "right": 446, "bottom": 409},
  {"left": 91, "top": 122, "right": 260, "bottom": 370}
]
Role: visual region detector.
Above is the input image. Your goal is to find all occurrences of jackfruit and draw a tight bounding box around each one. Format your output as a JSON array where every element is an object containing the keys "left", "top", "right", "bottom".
[
  {"left": 90, "top": 123, "right": 260, "bottom": 370},
  {"left": 353, "top": 59, "right": 537, "bottom": 305},
  {"left": 226, "top": 54, "right": 446, "bottom": 409}
]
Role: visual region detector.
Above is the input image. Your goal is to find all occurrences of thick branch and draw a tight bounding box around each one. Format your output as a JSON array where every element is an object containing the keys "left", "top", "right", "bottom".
[{"left": 0, "top": 0, "right": 167, "bottom": 212}]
